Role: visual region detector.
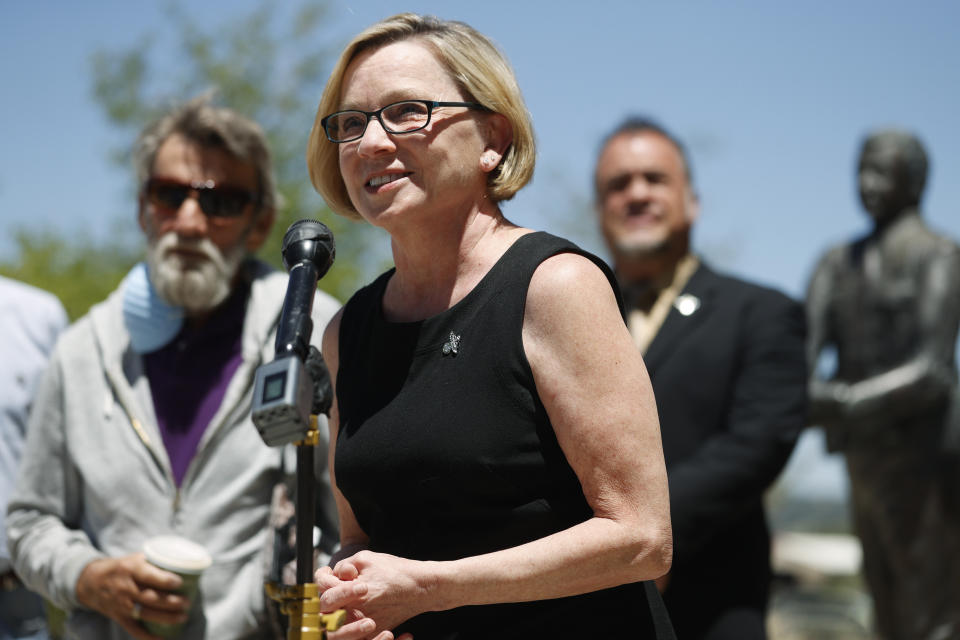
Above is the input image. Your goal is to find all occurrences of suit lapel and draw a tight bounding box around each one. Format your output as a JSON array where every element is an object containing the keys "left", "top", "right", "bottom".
[{"left": 643, "top": 264, "right": 716, "bottom": 372}]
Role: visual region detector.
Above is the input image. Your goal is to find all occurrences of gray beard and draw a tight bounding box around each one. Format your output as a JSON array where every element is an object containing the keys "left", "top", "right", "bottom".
[
  {"left": 146, "top": 232, "right": 246, "bottom": 314},
  {"left": 614, "top": 236, "right": 671, "bottom": 260}
]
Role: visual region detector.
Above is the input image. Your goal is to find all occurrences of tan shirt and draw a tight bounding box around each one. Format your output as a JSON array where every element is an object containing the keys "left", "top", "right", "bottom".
[{"left": 625, "top": 254, "right": 700, "bottom": 354}]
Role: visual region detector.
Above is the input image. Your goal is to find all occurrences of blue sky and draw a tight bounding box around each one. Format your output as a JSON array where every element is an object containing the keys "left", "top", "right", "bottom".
[
  {"left": 4, "top": 1, "right": 958, "bottom": 296},
  {"left": 3, "top": 0, "right": 959, "bottom": 506}
]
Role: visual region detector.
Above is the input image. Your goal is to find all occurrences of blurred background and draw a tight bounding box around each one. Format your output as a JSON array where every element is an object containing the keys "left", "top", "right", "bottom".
[{"left": 4, "top": 1, "right": 959, "bottom": 636}]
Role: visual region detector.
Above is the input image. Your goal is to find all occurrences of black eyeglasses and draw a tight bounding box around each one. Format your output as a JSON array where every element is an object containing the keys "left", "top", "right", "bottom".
[
  {"left": 321, "top": 99, "right": 491, "bottom": 143},
  {"left": 143, "top": 177, "right": 260, "bottom": 221}
]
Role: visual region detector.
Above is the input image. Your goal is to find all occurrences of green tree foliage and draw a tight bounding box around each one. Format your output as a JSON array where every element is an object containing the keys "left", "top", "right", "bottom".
[
  {"left": 2, "top": 0, "right": 388, "bottom": 320},
  {"left": 0, "top": 230, "right": 140, "bottom": 321},
  {"left": 91, "top": 0, "right": 387, "bottom": 298}
]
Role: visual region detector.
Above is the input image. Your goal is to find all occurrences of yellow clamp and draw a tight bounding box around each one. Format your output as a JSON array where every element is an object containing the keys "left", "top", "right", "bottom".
[
  {"left": 295, "top": 415, "right": 320, "bottom": 447},
  {"left": 265, "top": 582, "right": 346, "bottom": 638}
]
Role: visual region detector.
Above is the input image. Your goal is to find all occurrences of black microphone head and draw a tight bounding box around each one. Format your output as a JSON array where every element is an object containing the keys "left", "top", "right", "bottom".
[{"left": 281, "top": 219, "right": 335, "bottom": 277}]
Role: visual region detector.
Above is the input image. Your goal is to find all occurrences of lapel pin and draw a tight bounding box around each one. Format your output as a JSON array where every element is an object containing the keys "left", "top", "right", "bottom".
[
  {"left": 674, "top": 294, "right": 701, "bottom": 317},
  {"left": 442, "top": 331, "right": 461, "bottom": 356}
]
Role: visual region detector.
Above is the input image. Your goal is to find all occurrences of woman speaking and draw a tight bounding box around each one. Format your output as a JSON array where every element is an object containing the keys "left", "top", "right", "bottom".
[{"left": 306, "top": 13, "right": 672, "bottom": 639}]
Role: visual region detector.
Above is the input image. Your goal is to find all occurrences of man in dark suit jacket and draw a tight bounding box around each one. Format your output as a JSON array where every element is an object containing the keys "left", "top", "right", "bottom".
[{"left": 593, "top": 117, "right": 807, "bottom": 640}]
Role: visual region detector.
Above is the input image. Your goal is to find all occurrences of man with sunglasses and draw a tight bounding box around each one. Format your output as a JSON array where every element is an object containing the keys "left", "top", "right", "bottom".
[{"left": 7, "top": 96, "right": 340, "bottom": 640}]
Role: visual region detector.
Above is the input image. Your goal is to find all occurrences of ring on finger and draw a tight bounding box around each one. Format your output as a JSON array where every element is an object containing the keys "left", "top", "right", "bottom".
[{"left": 131, "top": 602, "right": 143, "bottom": 620}]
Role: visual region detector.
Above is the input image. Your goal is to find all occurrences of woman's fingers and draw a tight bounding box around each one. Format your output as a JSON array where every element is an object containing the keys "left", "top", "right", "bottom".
[
  {"left": 316, "top": 565, "right": 340, "bottom": 590},
  {"left": 320, "top": 580, "right": 369, "bottom": 611},
  {"left": 334, "top": 559, "right": 360, "bottom": 580},
  {"left": 326, "top": 615, "right": 378, "bottom": 640}
]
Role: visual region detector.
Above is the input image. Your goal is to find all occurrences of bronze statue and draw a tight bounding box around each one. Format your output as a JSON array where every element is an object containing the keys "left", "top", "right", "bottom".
[{"left": 806, "top": 129, "right": 960, "bottom": 640}]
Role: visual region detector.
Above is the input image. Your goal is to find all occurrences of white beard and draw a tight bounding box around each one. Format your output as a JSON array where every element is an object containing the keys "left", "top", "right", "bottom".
[{"left": 145, "top": 231, "right": 246, "bottom": 314}]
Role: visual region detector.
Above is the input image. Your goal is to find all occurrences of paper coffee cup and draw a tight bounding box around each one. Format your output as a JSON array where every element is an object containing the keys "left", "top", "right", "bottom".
[{"left": 142, "top": 535, "right": 212, "bottom": 638}]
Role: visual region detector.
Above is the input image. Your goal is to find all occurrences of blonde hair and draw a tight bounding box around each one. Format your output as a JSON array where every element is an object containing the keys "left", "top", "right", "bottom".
[{"left": 306, "top": 13, "right": 536, "bottom": 219}]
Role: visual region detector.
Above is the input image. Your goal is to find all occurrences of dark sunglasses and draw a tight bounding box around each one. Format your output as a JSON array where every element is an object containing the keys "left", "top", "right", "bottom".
[{"left": 143, "top": 177, "right": 260, "bottom": 220}]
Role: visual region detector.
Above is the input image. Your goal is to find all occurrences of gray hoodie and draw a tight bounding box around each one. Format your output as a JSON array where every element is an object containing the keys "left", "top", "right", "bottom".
[{"left": 7, "top": 260, "right": 340, "bottom": 639}]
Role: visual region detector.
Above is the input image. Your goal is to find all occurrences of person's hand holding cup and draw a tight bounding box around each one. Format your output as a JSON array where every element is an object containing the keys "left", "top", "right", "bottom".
[{"left": 141, "top": 536, "right": 212, "bottom": 638}]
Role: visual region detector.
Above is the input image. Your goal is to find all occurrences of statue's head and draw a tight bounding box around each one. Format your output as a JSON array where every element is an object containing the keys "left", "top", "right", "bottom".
[{"left": 858, "top": 129, "right": 928, "bottom": 226}]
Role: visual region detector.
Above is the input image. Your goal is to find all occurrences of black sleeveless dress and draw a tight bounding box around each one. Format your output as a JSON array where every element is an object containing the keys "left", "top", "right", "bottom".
[{"left": 335, "top": 232, "right": 659, "bottom": 638}]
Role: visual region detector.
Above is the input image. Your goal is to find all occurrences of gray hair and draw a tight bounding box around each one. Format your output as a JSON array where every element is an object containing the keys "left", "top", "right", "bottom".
[
  {"left": 595, "top": 116, "right": 696, "bottom": 203},
  {"left": 598, "top": 117, "right": 694, "bottom": 182},
  {"left": 133, "top": 94, "right": 278, "bottom": 215}
]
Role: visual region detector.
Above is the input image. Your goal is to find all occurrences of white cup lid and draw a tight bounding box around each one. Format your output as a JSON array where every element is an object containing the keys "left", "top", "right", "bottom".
[{"left": 143, "top": 536, "right": 212, "bottom": 574}]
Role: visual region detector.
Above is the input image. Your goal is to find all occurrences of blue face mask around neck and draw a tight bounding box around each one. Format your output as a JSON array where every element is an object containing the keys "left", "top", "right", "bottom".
[{"left": 121, "top": 261, "right": 185, "bottom": 354}]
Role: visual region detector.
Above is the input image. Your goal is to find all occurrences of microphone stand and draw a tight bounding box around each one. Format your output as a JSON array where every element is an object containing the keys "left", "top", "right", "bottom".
[
  {"left": 255, "top": 220, "right": 344, "bottom": 639},
  {"left": 264, "top": 417, "right": 345, "bottom": 640}
]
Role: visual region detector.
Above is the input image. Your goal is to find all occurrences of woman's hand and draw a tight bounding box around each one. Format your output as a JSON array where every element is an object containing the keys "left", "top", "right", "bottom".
[
  {"left": 316, "top": 565, "right": 377, "bottom": 638},
  {"left": 316, "top": 550, "right": 425, "bottom": 640}
]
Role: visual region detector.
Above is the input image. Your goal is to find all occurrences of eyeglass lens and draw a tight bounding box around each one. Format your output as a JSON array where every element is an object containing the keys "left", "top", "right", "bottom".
[
  {"left": 145, "top": 178, "right": 256, "bottom": 219},
  {"left": 326, "top": 101, "right": 433, "bottom": 142}
]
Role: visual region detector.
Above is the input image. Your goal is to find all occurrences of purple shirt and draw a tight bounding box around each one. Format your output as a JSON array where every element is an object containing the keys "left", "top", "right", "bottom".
[{"left": 144, "top": 286, "right": 247, "bottom": 486}]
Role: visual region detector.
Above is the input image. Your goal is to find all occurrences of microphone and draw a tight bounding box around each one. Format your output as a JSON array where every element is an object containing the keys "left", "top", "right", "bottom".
[
  {"left": 252, "top": 220, "right": 335, "bottom": 446},
  {"left": 274, "top": 219, "right": 335, "bottom": 361}
]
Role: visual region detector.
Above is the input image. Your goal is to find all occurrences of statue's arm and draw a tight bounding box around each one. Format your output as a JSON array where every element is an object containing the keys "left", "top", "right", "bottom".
[
  {"left": 841, "top": 246, "right": 960, "bottom": 423},
  {"left": 805, "top": 252, "right": 847, "bottom": 429}
]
